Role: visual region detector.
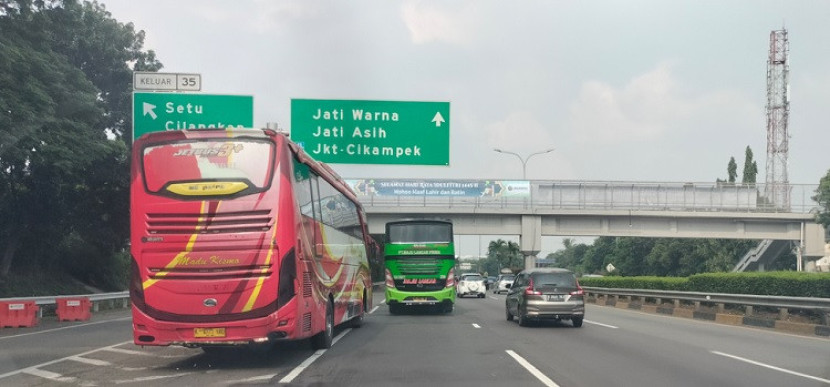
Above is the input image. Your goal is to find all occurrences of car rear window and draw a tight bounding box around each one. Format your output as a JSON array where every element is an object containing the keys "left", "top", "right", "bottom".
[
  {"left": 531, "top": 273, "right": 576, "bottom": 287},
  {"left": 462, "top": 275, "right": 483, "bottom": 281}
]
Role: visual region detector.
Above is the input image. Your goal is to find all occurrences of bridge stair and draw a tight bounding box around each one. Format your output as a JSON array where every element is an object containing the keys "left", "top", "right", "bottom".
[{"left": 733, "top": 239, "right": 793, "bottom": 272}]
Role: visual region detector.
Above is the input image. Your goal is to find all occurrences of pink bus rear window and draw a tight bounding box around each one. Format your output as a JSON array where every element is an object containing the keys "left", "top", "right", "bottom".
[{"left": 142, "top": 140, "right": 274, "bottom": 192}]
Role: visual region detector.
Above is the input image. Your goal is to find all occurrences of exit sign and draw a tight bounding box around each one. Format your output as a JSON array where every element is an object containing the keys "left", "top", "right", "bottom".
[
  {"left": 133, "top": 92, "right": 253, "bottom": 140},
  {"left": 290, "top": 99, "right": 450, "bottom": 165}
]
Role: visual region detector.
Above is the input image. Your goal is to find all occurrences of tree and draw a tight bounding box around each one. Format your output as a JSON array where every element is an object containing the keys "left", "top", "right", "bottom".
[
  {"left": 727, "top": 157, "right": 738, "bottom": 184},
  {"left": 0, "top": 28, "right": 104, "bottom": 277},
  {"left": 0, "top": 0, "right": 160, "bottom": 287},
  {"left": 487, "top": 239, "right": 522, "bottom": 272},
  {"left": 742, "top": 146, "right": 758, "bottom": 184},
  {"left": 813, "top": 169, "right": 830, "bottom": 229}
]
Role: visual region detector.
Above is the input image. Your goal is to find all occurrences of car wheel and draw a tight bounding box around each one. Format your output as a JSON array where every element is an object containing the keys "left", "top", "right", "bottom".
[
  {"left": 572, "top": 316, "right": 584, "bottom": 328},
  {"left": 517, "top": 305, "right": 529, "bottom": 327}
]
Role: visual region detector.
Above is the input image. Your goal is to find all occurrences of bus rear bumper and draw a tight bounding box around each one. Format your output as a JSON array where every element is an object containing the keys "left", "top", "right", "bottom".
[
  {"left": 385, "top": 287, "right": 455, "bottom": 305},
  {"left": 131, "top": 305, "right": 301, "bottom": 347}
]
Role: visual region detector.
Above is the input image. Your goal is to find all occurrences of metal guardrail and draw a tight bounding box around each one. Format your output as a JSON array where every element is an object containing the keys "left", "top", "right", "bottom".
[
  {"left": 583, "top": 287, "right": 830, "bottom": 325},
  {"left": 0, "top": 291, "right": 129, "bottom": 306},
  {"left": 0, "top": 291, "right": 130, "bottom": 317},
  {"left": 583, "top": 287, "right": 830, "bottom": 310}
]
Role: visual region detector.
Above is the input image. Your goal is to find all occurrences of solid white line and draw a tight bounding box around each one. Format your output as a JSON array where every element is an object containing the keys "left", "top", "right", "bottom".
[
  {"left": 0, "top": 317, "right": 132, "bottom": 340},
  {"left": 0, "top": 340, "right": 133, "bottom": 380},
  {"left": 584, "top": 319, "right": 618, "bottom": 329},
  {"left": 68, "top": 356, "right": 111, "bottom": 366},
  {"left": 472, "top": 323, "right": 481, "bottom": 328},
  {"left": 711, "top": 351, "right": 830, "bottom": 384},
  {"left": 505, "top": 350, "right": 560, "bottom": 387},
  {"left": 369, "top": 305, "right": 380, "bottom": 314},
  {"left": 488, "top": 296, "right": 500, "bottom": 300},
  {"left": 278, "top": 328, "right": 352, "bottom": 384},
  {"left": 22, "top": 368, "right": 76, "bottom": 382}
]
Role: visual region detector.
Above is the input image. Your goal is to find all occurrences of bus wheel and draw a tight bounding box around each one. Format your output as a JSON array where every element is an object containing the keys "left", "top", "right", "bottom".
[
  {"left": 311, "top": 300, "right": 334, "bottom": 349},
  {"left": 389, "top": 303, "right": 402, "bottom": 315},
  {"left": 351, "top": 294, "right": 366, "bottom": 328},
  {"left": 443, "top": 303, "right": 453, "bottom": 313}
]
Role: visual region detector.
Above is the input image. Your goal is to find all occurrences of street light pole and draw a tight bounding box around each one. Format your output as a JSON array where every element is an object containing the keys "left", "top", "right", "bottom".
[{"left": 493, "top": 147, "right": 555, "bottom": 179}]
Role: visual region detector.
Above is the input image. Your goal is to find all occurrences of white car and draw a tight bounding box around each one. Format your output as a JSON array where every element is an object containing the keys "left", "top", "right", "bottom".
[
  {"left": 493, "top": 274, "right": 516, "bottom": 294},
  {"left": 457, "top": 273, "right": 486, "bottom": 298}
]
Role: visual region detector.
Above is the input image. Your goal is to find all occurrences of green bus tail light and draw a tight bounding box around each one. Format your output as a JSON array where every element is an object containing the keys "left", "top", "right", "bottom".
[{"left": 385, "top": 268, "right": 395, "bottom": 288}]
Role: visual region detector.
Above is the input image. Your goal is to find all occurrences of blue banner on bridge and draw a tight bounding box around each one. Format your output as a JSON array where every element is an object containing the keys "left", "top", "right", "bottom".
[{"left": 345, "top": 179, "right": 530, "bottom": 197}]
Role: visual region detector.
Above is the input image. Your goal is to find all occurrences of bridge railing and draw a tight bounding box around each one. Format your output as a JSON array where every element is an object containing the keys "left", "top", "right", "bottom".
[{"left": 348, "top": 179, "right": 820, "bottom": 214}]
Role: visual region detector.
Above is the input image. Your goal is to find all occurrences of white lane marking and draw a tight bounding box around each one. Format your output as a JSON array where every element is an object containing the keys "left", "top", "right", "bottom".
[
  {"left": 488, "top": 296, "right": 500, "bottom": 300},
  {"left": 68, "top": 356, "right": 111, "bottom": 366},
  {"left": 0, "top": 317, "right": 132, "bottom": 340},
  {"left": 278, "top": 328, "right": 352, "bottom": 384},
  {"left": 584, "top": 319, "right": 618, "bottom": 329},
  {"left": 472, "top": 323, "right": 481, "bottom": 328},
  {"left": 113, "top": 373, "right": 193, "bottom": 384},
  {"left": 0, "top": 340, "right": 132, "bottom": 380},
  {"left": 102, "top": 347, "right": 186, "bottom": 358},
  {"left": 711, "top": 351, "right": 830, "bottom": 385},
  {"left": 22, "top": 368, "right": 76, "bottom": 382},
  {"left": 505, "top": 350, "right": 560, "bottom": 387},
  {"left": 369, "top": 305, "right": 380, "bottom": 314}
]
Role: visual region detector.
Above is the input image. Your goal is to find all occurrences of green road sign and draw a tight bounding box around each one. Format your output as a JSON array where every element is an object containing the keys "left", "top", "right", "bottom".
[
  {"left": 290, "top": 99, "right": 450, "bottom": 165},
  {"left": 133, "top": 92, "right": 254, "bottom": 140}
]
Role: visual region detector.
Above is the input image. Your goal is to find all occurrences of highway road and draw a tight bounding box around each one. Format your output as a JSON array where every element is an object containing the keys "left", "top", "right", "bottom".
[{"left": 1, "top": 288, "right": 828, "bottom": 386}]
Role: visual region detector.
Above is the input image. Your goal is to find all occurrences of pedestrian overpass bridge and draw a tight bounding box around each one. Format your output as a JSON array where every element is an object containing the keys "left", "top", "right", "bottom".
[{"left": 348, "top": 179, "right": 826, "bottom": 268}]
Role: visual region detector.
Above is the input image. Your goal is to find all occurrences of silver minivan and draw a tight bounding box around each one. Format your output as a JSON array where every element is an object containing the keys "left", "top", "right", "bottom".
[{"left": 505, "top": 268, "right": 584, "bottom": 327}]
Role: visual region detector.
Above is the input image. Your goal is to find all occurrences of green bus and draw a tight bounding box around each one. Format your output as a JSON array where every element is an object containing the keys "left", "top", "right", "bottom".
[{"left": 384, "top": 219, "right": 456, "bottom": 313}]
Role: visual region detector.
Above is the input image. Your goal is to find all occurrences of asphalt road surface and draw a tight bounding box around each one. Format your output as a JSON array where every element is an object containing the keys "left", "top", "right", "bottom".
[{"left": 1, "top": 288, "right": 828, "bottom": 386}]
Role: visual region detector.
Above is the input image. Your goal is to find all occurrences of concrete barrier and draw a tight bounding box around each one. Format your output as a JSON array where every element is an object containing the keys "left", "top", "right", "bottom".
[{"left": 0, "top": 300, "right": 39, "bottom": 328}]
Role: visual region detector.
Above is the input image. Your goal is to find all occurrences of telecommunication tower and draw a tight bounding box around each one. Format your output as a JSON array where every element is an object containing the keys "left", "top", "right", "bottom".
[{"left": 764, "top": 28, "right": 790, "bottom": 210}]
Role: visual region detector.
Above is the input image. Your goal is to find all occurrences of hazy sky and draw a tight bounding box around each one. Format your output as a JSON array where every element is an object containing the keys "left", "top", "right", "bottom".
[{"left": 103, "top": 0, "right": 830, "bottom": 256}]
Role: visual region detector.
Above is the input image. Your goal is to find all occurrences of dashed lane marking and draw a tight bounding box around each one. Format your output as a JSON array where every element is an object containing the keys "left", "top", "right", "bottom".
[
  {"left": 505, "top": 350, "right": 560, "bottom": 387},
  {"left": 711, "top": 351, "right": 830, "bottom": 385},
  {"left": 584, "top": 319, "right": 618, "bottom": 329},
  {"left": 277, "top": 328, "right": 352, "bottom": 384}
]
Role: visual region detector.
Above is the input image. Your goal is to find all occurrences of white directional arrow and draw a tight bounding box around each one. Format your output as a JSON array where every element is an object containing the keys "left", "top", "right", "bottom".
[
  {"left": 143, "top": 102, "right": 158, "bottom": 120},
  {"left": 432, "top": 112, "right": 445, "bottom": 127}
]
